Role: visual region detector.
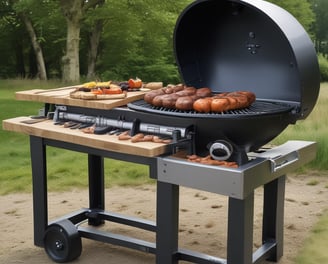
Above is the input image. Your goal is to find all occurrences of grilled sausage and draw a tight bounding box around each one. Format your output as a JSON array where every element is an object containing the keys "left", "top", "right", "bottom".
[
  {"left": 211, "top": 98, "right": 230, "bottom": 112},
  {"left": 131, "top": 133, "right": 145, "bottom": 143},
  {"left": 224, "top": 97, "right": 239, "bottom": 111},
  {"left": 144, "top": 89, "right": 165, "bottom": 104},
  {"left": 172, "top": 84, "right": 185, "bottom": 92},
  {"left": 196, "top": 87, "right": 212, "bottom": 97},
  {"left": 193, "top": 97, "right": 213, "bottom": 113},
  {"left": 175, "top": 87, "right": 197, "bottom": 96},
  {"left": 118, "top": 131, "right": 131, "bottom": 140},
  {"left": 151, "top": 94, "right": 168, "bottom": 107},
  {"left": 162, "top": 94, "right": 180, "bottom": 108},
  {"left": 234, "top": 94, "right": 249, "bottom": 108},
  {"left": 238, "top": 91, "right": 256, "bottom": 104},
  {"left": 164, "top": 87, "right": 175, "bottom": 94},
  {"left": 145, "top": 85, "right": 255, "bottom": 113},
  {"left": 175, "top": 96, "right": 194, "bottom": 110},
  {"left": 186, "top": 154, "right": 238, "bottom": 168},
  {"left": 193, "top": 91, "right": 256, "bottom": 112}
]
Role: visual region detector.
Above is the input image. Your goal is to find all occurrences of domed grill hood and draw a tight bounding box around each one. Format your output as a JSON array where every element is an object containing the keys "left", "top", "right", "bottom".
[{"left": 174, "top": 0, "right": 320, "bottom": 119}]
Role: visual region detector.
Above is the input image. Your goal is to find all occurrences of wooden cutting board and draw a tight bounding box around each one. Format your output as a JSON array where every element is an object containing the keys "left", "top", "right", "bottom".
[
  {"left": 15, "top": 86, "right": 147, "bottom": 110},
  {"left": 2, "top": 117, "right": 169, "bottom": 157}
]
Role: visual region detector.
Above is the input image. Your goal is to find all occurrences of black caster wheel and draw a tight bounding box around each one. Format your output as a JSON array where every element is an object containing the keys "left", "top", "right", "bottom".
[{"left": 44, "top": 219, "right": 82, "bottom": 263}]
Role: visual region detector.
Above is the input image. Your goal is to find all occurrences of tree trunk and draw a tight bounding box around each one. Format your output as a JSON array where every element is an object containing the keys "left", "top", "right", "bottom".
[
  {"left": 14, "top": 39, "right": 26, "bottom": 78},
  {"left": 87, "top": 20, "right": 103, "bottom": 80},
  {"left": 19, "top": 13, "right": 47, "bottom": 80},
  {"left": 60, "top": 0, "right": 84, "bottom": 83},
  {"left": 86, "top": 0, "right": 105, "bottom": 80}
]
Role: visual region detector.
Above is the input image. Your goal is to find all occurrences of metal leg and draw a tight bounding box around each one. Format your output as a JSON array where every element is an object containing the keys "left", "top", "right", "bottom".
[
  {"left": 88, "top": 154, "right": 105, "bottom": 226},
  {"left": 227, "top": 193, "right": 254, "bottom": 264},
  {"left": 30, "top": 136, "right": 48, "bottom": 247},
  {"left": 156, "top": 181, "right": 179, "bottom": 264},
  {"left": 262, "top": 175, "right": 286, "bottom": 261}
]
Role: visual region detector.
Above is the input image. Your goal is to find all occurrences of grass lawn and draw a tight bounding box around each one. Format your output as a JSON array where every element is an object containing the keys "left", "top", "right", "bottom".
[
  {"left": 272, "top": 82, "right": 328, "bottom": 171},
  {"left": 295, "top": 209, "right": 328, "bottom": 264}
]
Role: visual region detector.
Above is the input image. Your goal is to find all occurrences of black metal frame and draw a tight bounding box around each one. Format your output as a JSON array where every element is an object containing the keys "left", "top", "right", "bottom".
[
  {"left": 29, "top": 135, "right": 157, "bottom": 246},
  {"left": 29, "top": 134, "right": 285, "bottom": 264},
  {"left": 156, "top": 177, "right": 285, "bottom": 264}
]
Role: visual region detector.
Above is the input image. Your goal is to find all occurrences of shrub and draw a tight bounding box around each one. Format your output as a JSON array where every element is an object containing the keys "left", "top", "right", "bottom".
[{"left": 318, "top": 53, "right": 328, "bottom": 82}]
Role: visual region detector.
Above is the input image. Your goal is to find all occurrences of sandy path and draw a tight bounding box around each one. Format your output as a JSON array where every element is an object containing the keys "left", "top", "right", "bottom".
[{"left": 0, "top": 173, "right": 327, "bottom": 264}]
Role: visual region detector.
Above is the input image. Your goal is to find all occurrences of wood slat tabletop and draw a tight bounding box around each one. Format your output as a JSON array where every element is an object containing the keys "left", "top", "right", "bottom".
[
  {"left": 3, "top": 117, "right": 168, "bottom": 157},
  {"left": 15, "top": 87, "right": 147, "bottom": 109}
]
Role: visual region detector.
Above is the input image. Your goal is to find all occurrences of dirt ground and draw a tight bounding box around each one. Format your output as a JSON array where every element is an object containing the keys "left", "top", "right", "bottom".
[{"left": 0, "top": 172, "right": 327, "bottom": 264}]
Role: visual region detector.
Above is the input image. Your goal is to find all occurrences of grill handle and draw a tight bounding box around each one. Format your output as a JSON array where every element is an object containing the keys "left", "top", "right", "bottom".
[{"left": 270, "top": 151, "right": 299, "bottom": 173}]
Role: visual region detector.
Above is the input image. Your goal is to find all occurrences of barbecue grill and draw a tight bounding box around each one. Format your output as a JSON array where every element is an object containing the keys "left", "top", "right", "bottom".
[
  {"left": 2, "top": 0, "right": 320, "bottom": 264},
  {"left": 128, "top": 0, "right": 320, "bottom": 164}
]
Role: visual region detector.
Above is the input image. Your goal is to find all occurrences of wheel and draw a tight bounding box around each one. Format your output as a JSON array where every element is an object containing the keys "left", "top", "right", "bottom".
[{"left": 44, "top": 219, "right": 82, "bottom": 263}]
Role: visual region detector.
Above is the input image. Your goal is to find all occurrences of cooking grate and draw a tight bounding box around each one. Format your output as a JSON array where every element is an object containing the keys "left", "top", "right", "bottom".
[{"left": 128, "top": 100, "right": 295, "bottom": 118}]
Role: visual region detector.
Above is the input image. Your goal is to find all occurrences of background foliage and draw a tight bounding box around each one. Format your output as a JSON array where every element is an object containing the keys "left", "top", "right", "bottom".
[{"left": 0, "top": 0, "right": 327, "bottom": 82}]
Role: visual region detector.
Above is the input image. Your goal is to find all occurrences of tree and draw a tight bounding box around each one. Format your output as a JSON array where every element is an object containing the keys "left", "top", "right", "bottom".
[
  {"left": 18, "top": 12, "right": 47, "bottom": 80},
  {"left": 59, "top": 0, "right": 105, "bottom": 83},
  {"left": 0, "top": 1, "right": 26, "bottom": 77},
  {"left": 12, "top": 0, "right": 49, "bottom": 80},
  {"left": 311, "top": 0, "right": 328, "bottom": 56},
  {"left": 83, "top": 0, "right": 106, "bottom": 80},
  {"left": 96, "top": 0, "right": 192, "bottom": 83},
  {"left": 268, "top": 0, "right": 315, "bottom": 35},
  {"left": 0, "top": 0, "right": 193, "bottom": 81},
  {"left": 59, "top": 0, "right": 84, "bottom": 83},
  {"left": 0, "top": 0, "right": 64, "bottom": 79}
]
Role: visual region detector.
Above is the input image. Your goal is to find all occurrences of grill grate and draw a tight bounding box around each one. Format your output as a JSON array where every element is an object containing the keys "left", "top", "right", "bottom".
[{"left": 128, "top": 100, "right": 295, "bottom": 118}]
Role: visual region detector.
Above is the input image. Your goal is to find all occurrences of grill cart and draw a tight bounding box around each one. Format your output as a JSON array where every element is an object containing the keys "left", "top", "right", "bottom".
[{"left": 3, "top": 0, "right": 319, "bottom": 263}]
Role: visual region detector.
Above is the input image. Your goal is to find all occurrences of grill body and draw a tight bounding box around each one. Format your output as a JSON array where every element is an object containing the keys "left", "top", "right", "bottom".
[{"left": 128, "top": 100, "right": 295, "bottom": 156}]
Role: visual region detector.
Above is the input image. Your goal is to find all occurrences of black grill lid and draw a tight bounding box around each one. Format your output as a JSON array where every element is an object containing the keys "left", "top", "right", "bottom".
[{"left": 174, "top": 0, "right": 320, "bottom": 119}]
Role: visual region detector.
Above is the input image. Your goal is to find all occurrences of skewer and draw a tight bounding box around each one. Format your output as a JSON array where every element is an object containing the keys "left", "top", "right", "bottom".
[{"left": 34, "top": 86, "right": 81, "bottom": 94}]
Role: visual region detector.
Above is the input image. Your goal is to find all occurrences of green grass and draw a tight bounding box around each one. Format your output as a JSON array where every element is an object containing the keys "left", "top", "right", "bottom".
[
  {"left": 0, "top": 80, "right": 50, "bottom": 194},
  {"left": 272, "top": 82, "right": 328, "bottom": 170},
  {"left": 45, "top": 147, "right": 152, "bottom": 192},
  {"left": 295, "top": 210, "right": 328, "bottom": 264}
]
